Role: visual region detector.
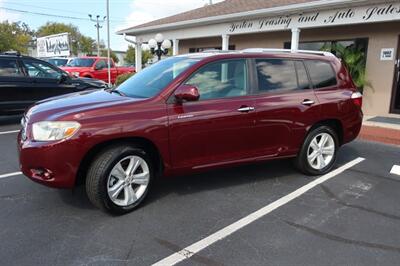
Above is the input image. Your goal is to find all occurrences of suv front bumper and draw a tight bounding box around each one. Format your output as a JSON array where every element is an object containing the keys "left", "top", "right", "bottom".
[{"left": 18, "top": 132, "right": 83, "bottom": 189}]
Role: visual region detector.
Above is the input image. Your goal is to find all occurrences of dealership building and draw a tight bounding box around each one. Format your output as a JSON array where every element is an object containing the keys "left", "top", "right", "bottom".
[{"left": 119, "top": 0, "right": 400, "bottom": 117}]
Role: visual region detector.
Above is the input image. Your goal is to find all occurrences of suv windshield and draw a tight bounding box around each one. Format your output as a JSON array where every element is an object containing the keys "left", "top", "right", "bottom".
[
  {"left": 47, "top": 58, "right": 69, "bottom": 67},
  {"left": 117, "top": 56, "right": 200, "bottom": 98},
  {"left": 67, "top": 58, "right": 95, "bottom": 67}
]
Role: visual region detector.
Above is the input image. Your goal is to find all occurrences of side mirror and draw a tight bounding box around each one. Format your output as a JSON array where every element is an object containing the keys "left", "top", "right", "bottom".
[
  {"left": 174, "top": 85, "right": 200, "bottom": 103},
  {"left": 94, "top": 65, "right": 102, "bottom": 70},
  {"left": 59, "top": 73, "right": 69, "bottom": 83}
]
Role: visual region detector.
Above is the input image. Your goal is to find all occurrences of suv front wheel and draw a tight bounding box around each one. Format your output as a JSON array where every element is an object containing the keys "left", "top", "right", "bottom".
[
  {"left": 86, "top": 145, "right": 153, "bottom": 214},
  {"left": 295, "top": 126, "right": 338, "bottom": 175}
]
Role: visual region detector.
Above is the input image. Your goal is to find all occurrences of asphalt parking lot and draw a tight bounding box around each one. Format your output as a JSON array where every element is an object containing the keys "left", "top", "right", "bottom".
[{"left": 0, "top": 115, "right": 400, "bottom": 266}]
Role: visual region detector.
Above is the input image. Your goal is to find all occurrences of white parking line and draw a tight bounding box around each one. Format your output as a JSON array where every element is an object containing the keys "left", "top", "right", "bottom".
[
  {"left": 153, "top": 157, "right": 365, "bottom": 266},
  {"left": 0, "top": 130, "right": 20, "bottom": 135},
  {"left": 0, "top": 171, "right": 22, "bottom": 179},
  {"left": 390, "top": 165, "right": 400, "bottom": 176}
]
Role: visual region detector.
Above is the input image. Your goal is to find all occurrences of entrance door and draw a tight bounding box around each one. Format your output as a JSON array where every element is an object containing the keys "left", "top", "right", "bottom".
[{"left": 390, "top": 36, "right": 400, "bottom": 114}]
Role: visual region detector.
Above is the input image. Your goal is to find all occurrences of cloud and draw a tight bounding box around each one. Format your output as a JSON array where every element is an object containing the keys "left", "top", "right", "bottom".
[
  {"left": 0, "top": 0, "right": 22, "bottom": 22},
  {"left": 116, "top": 0, "right": 224, "bottom": 31},
  {"left": 113, "top": 0, "right": 224, "bottom": 51}
]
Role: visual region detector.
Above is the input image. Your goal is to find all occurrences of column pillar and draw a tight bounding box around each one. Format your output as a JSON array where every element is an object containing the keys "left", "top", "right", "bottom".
[
  {"left": 222, "top": 34, "right": 230, "bottom": 51},
  {"left": 173, "top": 39, "right": 179, "bottom": 55},
  {"left": 135, "top": 42, "right": 142, "bottom": 72},
  {"left": 291, "top": 28, "right": 301, "bottom": 52}
]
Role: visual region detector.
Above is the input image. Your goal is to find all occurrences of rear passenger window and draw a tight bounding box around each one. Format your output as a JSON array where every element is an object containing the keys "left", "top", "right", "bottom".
[
  {"left": 305, "top": 60, "right": 337, "bottom": 89},
  {"left": 256, "top": 59, "right": 298, "bottom": 92},
  {"left": 295, "top": 61, "right": 310, "bottom": 90},
  {"left": 0, "top": 59, "right": 23, "bottom": 77}
]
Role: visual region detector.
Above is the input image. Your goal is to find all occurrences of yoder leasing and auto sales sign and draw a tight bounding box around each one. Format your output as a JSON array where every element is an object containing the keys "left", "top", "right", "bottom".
[
  {"left": 228, "top": 3, "right": 400, "bottom": 34},
  {"left": 37, "top": 33, "right": 70, "bottom": 58}
]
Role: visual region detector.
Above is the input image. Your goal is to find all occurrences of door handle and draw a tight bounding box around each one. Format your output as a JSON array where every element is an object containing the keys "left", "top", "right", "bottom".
[
  {"left": 237, "top": 106, "right": 255, "bottom": 113},
  {"left": 302, "top": 99, "right": 315, "bottom": 106}
]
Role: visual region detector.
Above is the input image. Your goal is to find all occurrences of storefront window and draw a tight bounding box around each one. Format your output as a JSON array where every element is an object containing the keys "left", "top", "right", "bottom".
[
  {"left": 189, "top": 45, "right": 235, "bottom": 53},
  {"left": 285, "top": 38, "right": 369, "bottom": 92},
  {"left": 284, "top": 38, "right": 368, "bottom": 57}
]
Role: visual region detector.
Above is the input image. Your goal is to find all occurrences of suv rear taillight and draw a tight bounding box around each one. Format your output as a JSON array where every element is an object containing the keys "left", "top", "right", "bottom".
[{"left": 351, "top": 92, "right": 363, "bottom": 107}]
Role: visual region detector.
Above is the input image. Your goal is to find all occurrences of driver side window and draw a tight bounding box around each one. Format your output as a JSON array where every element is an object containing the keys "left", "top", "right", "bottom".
[
  {"left": 185, "top": 59, "right": 248, "bottom": 100},
  {"left": 22, "top": 60, "right": 62, "bottom": 79},
  {"left": 95, "top": 60, "right": 107, "bottom": 70}
]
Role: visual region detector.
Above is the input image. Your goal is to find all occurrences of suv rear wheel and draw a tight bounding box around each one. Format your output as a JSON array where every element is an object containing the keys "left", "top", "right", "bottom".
[
  {"left": 295, "top": 126, "right": 338, "bottom": 175},
  {"left": 86, "top": 145, "right": 153, "bottom": 214}
]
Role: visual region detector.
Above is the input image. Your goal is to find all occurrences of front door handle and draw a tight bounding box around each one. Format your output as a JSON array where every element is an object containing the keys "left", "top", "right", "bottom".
[
  {"left": 302, "top": 99, "right": 315, "bottom": 106},
  {"left": 237, "top": 106, "right": 255, "bottom": 113}
]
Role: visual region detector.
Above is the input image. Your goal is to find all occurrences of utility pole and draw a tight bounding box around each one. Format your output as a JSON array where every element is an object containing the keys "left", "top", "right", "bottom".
[
  {"left": 88, "top": 14, "right": 106, "bottom": 56},
  {"left": 106, "top": 0, "right": 111, "bottom": 86}
]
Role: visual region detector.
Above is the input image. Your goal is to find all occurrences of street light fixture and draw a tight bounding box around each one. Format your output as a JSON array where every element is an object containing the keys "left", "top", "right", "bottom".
[
  {"left": 88, "top": 14, "right": 106, "bottom": 56},
  {"left": 148, "top": 33, "right": 172, "bottom": 61}
]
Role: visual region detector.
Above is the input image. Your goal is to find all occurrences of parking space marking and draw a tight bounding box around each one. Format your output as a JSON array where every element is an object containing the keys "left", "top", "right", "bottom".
[
  {"left": 0, "top": 130, "right": 19, "bottom": 135},
  {"left": 0, "top": 172, "right": 22, "bottom": 179},
  {"left": 153, "top": 157, "right": 365, "bottom": 266},
  {"left": 390, "top": 165, "right": 400, "bottom": 176}
]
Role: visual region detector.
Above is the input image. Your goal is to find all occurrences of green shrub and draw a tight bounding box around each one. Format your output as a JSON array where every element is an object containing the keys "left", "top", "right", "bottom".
[{"left": 115, "top": 72, "right": 135, "bottom": 86}]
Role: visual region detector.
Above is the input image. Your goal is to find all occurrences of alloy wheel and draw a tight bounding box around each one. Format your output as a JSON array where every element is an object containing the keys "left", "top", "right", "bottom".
[
  {"left": 307, "top": 133, "right": 335, "bottom": 170},
  {"left": 107, "top": 155, "right": 150, "bottom": 207}
]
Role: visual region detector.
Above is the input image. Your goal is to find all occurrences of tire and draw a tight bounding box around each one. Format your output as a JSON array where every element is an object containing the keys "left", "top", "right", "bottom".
[
  {"left": 295, "top": 125, "right": 339, "bottom": 176},
  {"left": 86, "top": 144, "right": 153, "bottom": 214}
]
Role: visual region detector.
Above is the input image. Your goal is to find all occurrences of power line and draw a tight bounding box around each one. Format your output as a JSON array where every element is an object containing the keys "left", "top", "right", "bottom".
[
  {"left": 0, "top": 6, "right": 90, "bottom": 21},
  {"left": 0, "top": 6, "right": 142, "bottom": 23},
  {"left": 0, "top": 1, "right": 89, "bottom": 16}
]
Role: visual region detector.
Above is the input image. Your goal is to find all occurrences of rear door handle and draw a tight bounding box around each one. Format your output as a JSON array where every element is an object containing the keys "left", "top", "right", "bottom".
[
  {"left": 302, "top": 100, "right": 315, "bottom": 106},
  {"left": 237, "top": 106, "right": 255, "bottom": 113}
]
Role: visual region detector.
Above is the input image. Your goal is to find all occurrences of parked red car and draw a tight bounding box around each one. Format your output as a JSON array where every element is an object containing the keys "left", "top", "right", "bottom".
[
  {"left": 61, "top": 56, "right": 135, "bottom": 84},
  {"left": 18, "top": 49, "right": 363, "bottom": 214}
]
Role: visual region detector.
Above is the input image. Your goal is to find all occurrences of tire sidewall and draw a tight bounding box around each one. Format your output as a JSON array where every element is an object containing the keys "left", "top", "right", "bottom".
[
  {"left": 300, "top": 126, "right": 339, "bottom": 175},
  {"left": 100, "top": 147, "right": 153, "bottom": 214}
]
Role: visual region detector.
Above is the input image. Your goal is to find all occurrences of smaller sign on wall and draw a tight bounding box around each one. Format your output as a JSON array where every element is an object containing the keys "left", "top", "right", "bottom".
[{"left": 380, "top": 48, "right": 395, "bottom": 61}]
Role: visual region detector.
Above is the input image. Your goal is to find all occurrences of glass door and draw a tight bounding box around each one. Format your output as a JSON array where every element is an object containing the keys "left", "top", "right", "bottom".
[{"left": 390, "top": 36, "right": 400, "bottom": 114}]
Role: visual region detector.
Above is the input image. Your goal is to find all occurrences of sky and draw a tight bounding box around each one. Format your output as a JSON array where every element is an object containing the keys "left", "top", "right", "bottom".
[{"left": 0, "top": 0, "right": 224, "bottom": 51}]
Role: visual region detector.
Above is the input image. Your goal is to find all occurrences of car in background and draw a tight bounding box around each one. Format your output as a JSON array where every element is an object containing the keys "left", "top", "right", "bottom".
[
  {"left": 18, "top": 49, "right": 363, "bottom": 214},
  {"left": 61, "top": 56, "right": 135, "bottom": 84},
  {"left": 0, "top": 52, "right": 108, "bottom": 115},
  {"left": 43, "top": 57, "right": 74, "bottom": 67}
]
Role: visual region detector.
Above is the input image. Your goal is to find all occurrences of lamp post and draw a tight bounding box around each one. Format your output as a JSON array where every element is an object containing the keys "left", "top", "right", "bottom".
[{"left": 148, "top": 33, "right": 172, "bottom": 61}]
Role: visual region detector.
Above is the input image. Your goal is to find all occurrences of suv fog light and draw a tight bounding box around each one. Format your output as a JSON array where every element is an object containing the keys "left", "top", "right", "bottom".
[{"left": 31, "top": 168, "right": 53, "bottom": 180}]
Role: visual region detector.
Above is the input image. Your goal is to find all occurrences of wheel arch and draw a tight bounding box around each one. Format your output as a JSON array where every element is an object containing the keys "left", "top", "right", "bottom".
[
  {"left": 308, "top": 118, "right": 344, "bottom": 145},
  {"left": 75, "top": 137, "right": 164, "bottom": 186}
]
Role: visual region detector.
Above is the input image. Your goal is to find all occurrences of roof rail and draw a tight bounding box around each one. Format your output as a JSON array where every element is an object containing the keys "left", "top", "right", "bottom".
[
  {"left": 241, "top": 48, "right": 335, "bottom": 57},
  {"left": 200, "top": 49, "right": 235, "bottom": 53}
]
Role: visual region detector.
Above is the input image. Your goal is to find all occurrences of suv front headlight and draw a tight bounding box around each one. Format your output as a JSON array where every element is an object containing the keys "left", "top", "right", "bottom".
[{"left": 32, "top": 121, "right": 81, "bottom": 141}]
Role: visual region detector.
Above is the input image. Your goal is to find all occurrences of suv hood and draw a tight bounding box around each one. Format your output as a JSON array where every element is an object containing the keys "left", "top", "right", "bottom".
[{"left": 26, "top": 90, "right": 136, "bottom": 122}]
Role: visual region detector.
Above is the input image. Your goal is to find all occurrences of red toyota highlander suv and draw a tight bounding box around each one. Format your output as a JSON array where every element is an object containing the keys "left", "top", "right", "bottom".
[{"left": 18, "top": 49, "right": 363, "bottom": 214}]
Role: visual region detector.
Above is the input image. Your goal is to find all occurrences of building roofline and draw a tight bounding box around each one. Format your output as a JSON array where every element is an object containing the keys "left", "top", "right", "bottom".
[{"left": 117, "top": 0, "right": 374, "bottom": 35}]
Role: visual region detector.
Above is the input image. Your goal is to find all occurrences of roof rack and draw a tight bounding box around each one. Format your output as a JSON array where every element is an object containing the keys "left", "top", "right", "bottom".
[
  {"left": 1, "top": 51, "right": 21, "bottom": 56},
  {"left": 241, "top": 48, "right": 335, "bottom": 57}
]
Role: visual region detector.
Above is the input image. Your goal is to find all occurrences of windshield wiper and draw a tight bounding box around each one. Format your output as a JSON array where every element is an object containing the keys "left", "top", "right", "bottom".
[{"left": 110, "top": 89, "right": 126, "bottom": 97}]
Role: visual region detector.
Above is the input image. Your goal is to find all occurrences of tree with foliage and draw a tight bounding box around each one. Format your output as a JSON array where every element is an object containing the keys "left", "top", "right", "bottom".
[
  {"left": 125, "top": 45, "right": 135, "bottom": 64},
  {"left": 100, "top": 49, "right": 119, "bottom": 64},
  {"left": 124, "top": 45, "right": 153, "bottom": 66},
  {"left": 0, "top": 21, "right": 33, "bottom": 53},
  {"left": 79, "top": 35, "right": 96, "bottom": 55}
]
